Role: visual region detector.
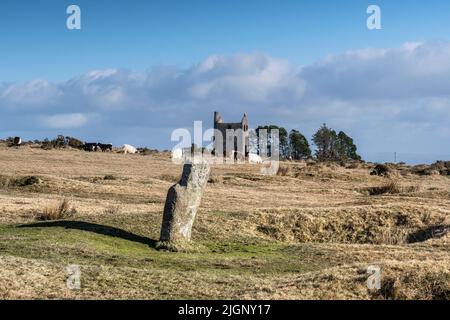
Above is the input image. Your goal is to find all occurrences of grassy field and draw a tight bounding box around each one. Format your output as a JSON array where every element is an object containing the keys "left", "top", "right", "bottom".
[{"left": 0, "top": 144, "right": 449, "bottom": 299}]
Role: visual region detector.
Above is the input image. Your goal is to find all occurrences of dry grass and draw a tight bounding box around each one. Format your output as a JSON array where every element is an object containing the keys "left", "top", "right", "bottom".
[
  {"left": 103, "top": 174, "right": 117, "bottom": 181},
  {"left": 103, "top": 205, "right": 121, "bottom": 215},
  {"left": 363, "top": 180, "right": 420, "bottom": 196},
  {"left": 276, "top": 164, "right": 290, "bottom": 176},
  {"left": 0, "top": 146, "right": 448, "bottom": 299},
  {"left": 0, "top": 175, "right": 42, "bottom": 188},
  {"left": 35, "top": 199, "right": 77, "bottom": 221}
]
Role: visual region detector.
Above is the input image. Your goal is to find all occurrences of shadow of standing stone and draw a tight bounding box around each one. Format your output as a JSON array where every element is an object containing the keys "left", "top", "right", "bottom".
[{"left": 157, "top": 161, "right": 210, "bottom": 251}]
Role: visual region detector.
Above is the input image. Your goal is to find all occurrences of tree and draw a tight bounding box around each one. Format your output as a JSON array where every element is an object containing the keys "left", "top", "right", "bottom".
[
  {"left": 312, "top": 124, "right": 362, "bottom": 162},
  {"left": 289, "top": 130, "right": 311, "bottom": 160},
  {"left": 336, "top": 131, "right": 361, "bottom": 161},
  {"left": 312, "top": 124, "right": 338, "bottom": 161},
  {"left": 256, "top": 125, "right": 289, "bottom": 158}
]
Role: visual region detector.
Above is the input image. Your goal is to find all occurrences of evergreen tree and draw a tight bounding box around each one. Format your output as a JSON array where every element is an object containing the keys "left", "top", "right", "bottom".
[
  {"left": 289, "top": 130, "right": 311, "bottom": 159},
  {"left": 256, "top": 125, "right": 289, "bottom": 158},
  {"left": 312, "top": 124, "right": 338, "bottom": 161},
  {"left": 336, "top": 131, "right": 361, "bottom": 161},
  {"left": 312, "top": 124, "right": 362, "bottom": 161}
]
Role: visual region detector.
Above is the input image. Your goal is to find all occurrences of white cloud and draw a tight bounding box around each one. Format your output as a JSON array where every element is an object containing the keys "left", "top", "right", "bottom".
[
  {"left": 2, "top": 42, "right": 450, "bottom": 162},
  {"left": 1, "top": 79, "right": 62, "bottom": 107},
  {"left": 42, "top": 113, "right": 89, "bottom": 129}
]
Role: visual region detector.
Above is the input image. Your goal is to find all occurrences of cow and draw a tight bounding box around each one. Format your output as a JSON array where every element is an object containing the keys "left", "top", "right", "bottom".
[
  {"left": 13, "top": 137, "right": 22, "bottom": 146},
  {"left": 172, "top": 148, "right": 183, "bottom": 162},
  {"left": 249, "top": 153, "right": 263, "bottom": 164},
  {"left": 122, "top": 144, "right": 138, "bottom": 154},
  {"left": 84, "top": 143, "right": 98, "bottom": 152},
  {"left": 98, "top": 143, "right": 113, "bottom": 152}
]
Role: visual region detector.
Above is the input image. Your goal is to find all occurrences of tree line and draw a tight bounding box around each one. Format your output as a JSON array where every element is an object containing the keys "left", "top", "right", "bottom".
[{"left": 254, "top": 123, "right": 361, "bottom": 162}]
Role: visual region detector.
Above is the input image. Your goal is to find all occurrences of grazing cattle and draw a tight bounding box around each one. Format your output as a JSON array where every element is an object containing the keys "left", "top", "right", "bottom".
[
  {"left": 98, "top": 143, "right": 113, "bottom": 152},
  {"left": 84, "top": 143, "right": 98, "bottom": 152},
  {"left": 13, "top": 137, "right": 22, "bottom": 146},
  {"left": 249, "top": 153, "right": 263, "bottom": 164},
  {"left": 122, "top": 144, "right": 138, "bottom": 154}
]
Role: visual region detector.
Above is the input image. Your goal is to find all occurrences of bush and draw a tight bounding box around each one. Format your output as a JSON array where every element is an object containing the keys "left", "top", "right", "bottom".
[
  {"left": 411, "top": 161, "right": 450, "bottom": 176},
  {"left": 370, "top": 164, "right": 391, "bottom": 176},
  {"left": 0, "top": 175, "right": 42, "bottom": 188},
  {"left": 41, "top": 135, "right": 69, "bottom": 150},
  {"left": 66, "top": 136, "right": 85, "bottom": 149},
  {"left": 138, "top": 147, "right": 158, "bottom": 155},
  {"left": 15, "top": 176, "right": 42, "bottom": 187},
  {"left": 35, "top": 199, "right": 77, "bottom": 221}
]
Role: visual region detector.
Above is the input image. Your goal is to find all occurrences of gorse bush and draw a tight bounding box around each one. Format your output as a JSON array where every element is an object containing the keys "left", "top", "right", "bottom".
[{"left": 41, "top": 135, "right": 85, "bottom": 150}]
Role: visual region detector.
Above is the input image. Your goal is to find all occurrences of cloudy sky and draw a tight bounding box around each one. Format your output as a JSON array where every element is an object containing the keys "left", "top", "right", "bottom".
[{"left": 2, "top": 0, "right": 450, "bottom": 163}]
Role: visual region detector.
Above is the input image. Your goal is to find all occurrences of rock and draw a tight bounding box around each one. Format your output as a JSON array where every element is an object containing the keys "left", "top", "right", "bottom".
[{"left": 157, "top": 161, "right": 210, "bottom": 251}]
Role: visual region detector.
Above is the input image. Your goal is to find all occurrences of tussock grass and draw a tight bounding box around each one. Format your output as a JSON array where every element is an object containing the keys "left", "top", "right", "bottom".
[
  {"left": 373, "top": 268, "right": 450, "bottom": 300},
  {"left": 35, "top": 199, "right": 77, "bottom": 221},
  {"left": 208, "top": 173, "right": 222, "bottom": 184},
  {"left": 158, "top": 174, "right": 179, "bottom": 183},
  {"left": 363, "top": 180, "right": 419, "bottom": 196},
  {"left": 103, "top": 205, "right": 121, "bottom": 215},
  {"left": 276, "top": 165, "right": 290, "bottom": 176},
  {"left": 0, "top": 175, "right": 42, "bottom": 188},
  {"left": 103, "top": 174, "right": 117, "bottom": 181}
]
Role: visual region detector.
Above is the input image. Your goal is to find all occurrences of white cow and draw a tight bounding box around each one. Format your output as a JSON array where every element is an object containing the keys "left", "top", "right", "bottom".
[
  {"left": 122, "top": 144, "right": 138, "bottom": 154},
  {"left": 249, "top": 153, "right": 263, "bottom": 164},
  {"left": 172, "top": 148, "right": 183, "bottom": 161}
]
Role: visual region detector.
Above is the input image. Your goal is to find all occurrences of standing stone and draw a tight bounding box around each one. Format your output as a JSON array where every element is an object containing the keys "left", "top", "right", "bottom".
[{"left": 157, "top": 161, "right": 210, "bottom": 251}]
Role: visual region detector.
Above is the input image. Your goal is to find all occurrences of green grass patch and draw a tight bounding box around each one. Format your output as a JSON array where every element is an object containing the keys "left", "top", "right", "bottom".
[{"left": 0, "top": 221, "right": 337, "bottom": 276}]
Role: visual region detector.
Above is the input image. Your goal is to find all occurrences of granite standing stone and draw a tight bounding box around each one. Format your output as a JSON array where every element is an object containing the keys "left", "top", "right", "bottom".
[{"left": 157, "top": 161, "right": 210, "bottom": 250}]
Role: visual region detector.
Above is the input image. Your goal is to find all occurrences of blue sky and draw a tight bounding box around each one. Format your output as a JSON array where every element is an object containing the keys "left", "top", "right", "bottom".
[{"left": 2, "top": 0, "right": 450, "bottom": 163}]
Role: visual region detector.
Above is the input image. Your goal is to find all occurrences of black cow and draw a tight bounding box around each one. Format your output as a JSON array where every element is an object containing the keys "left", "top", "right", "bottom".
[
  {"left": 84, "top": 143, "right": 98, "bottom": 152},
  {"left": 13, "top": 137, "right": 22, "bottom": 146},
  {"left": 98, "top": 143, "right": 113, "bottom": 152}
]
